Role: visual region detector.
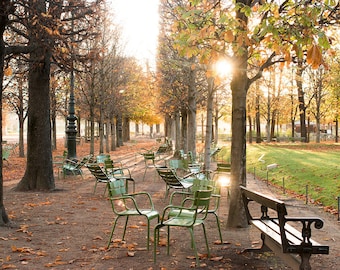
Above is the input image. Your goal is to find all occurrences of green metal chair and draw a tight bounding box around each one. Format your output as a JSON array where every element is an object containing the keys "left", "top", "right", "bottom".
[
  {"left": 62, "top": 155, "right": 90, "bottom": 179},
  {"left": 107, "top": 179, "right": 159, "bottom": 250},
  {"left": 104, "top": 159, "right": 135, "bottom": 193},
  {"left": 168, "top": 176, "right": 223, "bottom": 243},
  {"left": 156, "top": 167, "right": 195, "bottom": 198},
  {"left": 86, "top": 163, "right": 113, "bottom": 194},
  {"left": 153, "top": 188, "right": 213, "bottom": 266},
  {"left": 141, "top": 152, "right": 162, "bottom": 181}
]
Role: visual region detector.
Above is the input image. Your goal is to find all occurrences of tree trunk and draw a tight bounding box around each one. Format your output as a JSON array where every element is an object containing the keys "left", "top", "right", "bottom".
[
  {"left": 296, "top": 61, "right": 307, "bottom": 142},
  {"left": 256, "top": 95, "right": 261, "bottom": 143},
  {"left": 174, "top": 112, "right": 181, "bottom": 152},
  {"left": 116, "top": 115, "right": 123, "bottom": 147},
  {"left": 16, "top": 48, "right": 54, "bottom": 191},
  {"left": 214, "top": 102, "right": 219, "bottom": 145},
  {"left": 123, "top": 117, "right": 130, "bottom": 142},
  {"left": 0, "top": 0, "right": 11, "bottom": 225},
  {"left": 204, "top": 77, "right": 214, "bottom": 170},
  {"left": 89, "top": 111, "right": 95, "bottom": 155},
  {"left": 99, "top": 111, "right": 104, "bottom": 154},
  {"left": 227, "top": 19, "right": 249, "bottom": 228},
  {"left": 248, "top": 107, "right": 253, "bottom": 144},
  {"left": 18, "top": 76, "right": 26, "bottom": 156},
  {"left": 181, "top": 109, "right": 187, "bottom": 152},
  {"left": 187, "top": 65, "right": 197, "bottom": 158},
  {"left": 110, "top": 119, "right": 116, "bottom": 151},
  {"left": 105, "top": 122, "right": 110, "bottom": 153}
]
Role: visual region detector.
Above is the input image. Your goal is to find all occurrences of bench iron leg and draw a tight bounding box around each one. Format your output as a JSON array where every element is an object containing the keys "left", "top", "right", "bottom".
[
  {"left": 299, "top": 253, "right": 311, "bottom": 270},
  {"left": 242, "top": 233, "right": 271, "bottom": 253}
]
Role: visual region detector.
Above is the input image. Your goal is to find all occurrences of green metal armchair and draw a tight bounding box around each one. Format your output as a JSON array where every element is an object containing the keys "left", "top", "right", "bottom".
[
  {"left": 107, "top": 179, "right": 159, "bottom": 250},
  {"left": 62, "top": 155, "right": 90, "bottom": 179},
  {"left": 168, "top": 177, "right": 223, "bottom": 243},
  {"left": 153, "top": 188, "right": 213, "bottom": 266}
]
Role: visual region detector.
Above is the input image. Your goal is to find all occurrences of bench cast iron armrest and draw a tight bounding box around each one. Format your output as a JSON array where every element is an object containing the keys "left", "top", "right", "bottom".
[{"left": 283, "top": 216, "right": 327, "bottom": 249}]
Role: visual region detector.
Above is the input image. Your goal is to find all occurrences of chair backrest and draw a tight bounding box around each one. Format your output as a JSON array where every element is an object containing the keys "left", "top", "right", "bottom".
[
  {"left": 96, "top": 154, "right": 110, "bottom": 164},
  {"left": 143, "top": 152, "right": 155, "bottom": 160},
  {"left": 76, "top": 156, "right": 89, "bottom": 169},
  {"left": 107, "top": 179, "right": 126, "bottom": 197},
  {"left": 87, "top": 163, "right": 110, "bottom": 182},
  {"left": 190, "top": 178, "right": 210, "bottom": 193},
  {"left": 156, "top": 168, "right": 183, "bottom": 187},
  {"left": 104, "top": 159, "right": 113, "bottom": 168},
  {"left": 192, "top": 189, "right": 212, "bottom": 219},
  {"left": 169, "top": 159, "right": 189, "bottom": 171},
  {"left": 104, "top": 159, "right": 124, "bottom": 176},
  {"left": 216, "top": 163, "right": 231, "bottom": 172}
]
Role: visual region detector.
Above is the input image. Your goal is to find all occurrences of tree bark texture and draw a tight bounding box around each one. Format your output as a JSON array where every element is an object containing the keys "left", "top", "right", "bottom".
[
  {"left": 227, "top": 66, "right": 249, "bottom": 228},
  {"left": 16, "top": 49, "right": 54, "bottom": 191},
  {"left": 187, "top": 65, "right": 197, "bottom": 159},
  {"left": 204, "top": 77, "right": 214, "bottom": 170},
  {"left": 0, "top": 0, "right": 11, "bottom": 225}
]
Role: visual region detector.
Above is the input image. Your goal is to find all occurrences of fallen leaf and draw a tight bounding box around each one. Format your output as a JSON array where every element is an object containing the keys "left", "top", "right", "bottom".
[
  {"left": 58, "top": 248, "right": 69, "bottom": 252},
  {"left": 158, "top": 238, "right": 167, "bottom": 246},
  {"left": 2, "top": 264, "right": 17, "bottom": 269},
  {"left": 101, "top": 255, "right": 114, "bottom": 260},
  {"left": 210, "top": 256, "right": 223, "bottom": 261},
  {"left": 127, "top": 251, "right": 135, "bottom": 257}
]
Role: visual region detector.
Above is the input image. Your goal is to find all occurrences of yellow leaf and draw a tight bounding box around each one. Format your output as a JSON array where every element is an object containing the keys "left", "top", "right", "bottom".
[{"left": 306, "top": 45, "right": 322, "bottom": 69}]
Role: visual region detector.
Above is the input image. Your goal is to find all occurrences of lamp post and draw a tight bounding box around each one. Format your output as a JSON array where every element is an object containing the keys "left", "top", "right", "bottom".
[
  {"left": 116, "top": 90, "right": 125, "bottom": 147},
  {"left": 66, "top": 65, "right": 77, "bottom": 160},
  {"left": 66, "top": 11, "right": 77, "bottom": 160}
]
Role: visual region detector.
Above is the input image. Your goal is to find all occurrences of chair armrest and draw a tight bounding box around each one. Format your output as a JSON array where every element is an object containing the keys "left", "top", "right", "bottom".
[
  {"left": 126, "top": 192, "right": 155, "bottom": 210},
  {"left": 169, "top": 190, "right": 192, "bottom": 204},
  {"left": 160, "top": 203, "right": 195, "bottom": 222},
  {"left": 64, "top": 159, "right": 78, "bottom": 165},
  {"left": 183, "top": 169, "right": 213, "bottom": 179}
]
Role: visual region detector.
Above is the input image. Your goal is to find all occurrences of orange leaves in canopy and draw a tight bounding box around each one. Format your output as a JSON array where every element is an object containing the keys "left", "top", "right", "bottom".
[
  {"left": 307, "top": 44, "right": 323, "bottom": 69},
  {"left": 4, "top": 67, "right": 12, "bottom": 76}
]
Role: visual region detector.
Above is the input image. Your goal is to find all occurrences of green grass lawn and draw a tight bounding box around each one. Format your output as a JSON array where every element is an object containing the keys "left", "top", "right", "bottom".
[{"left": 219, "top": 143, "right": 340, "bottom": 211}]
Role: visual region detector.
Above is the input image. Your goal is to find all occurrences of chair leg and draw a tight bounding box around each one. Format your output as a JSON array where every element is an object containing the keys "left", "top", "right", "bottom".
[
  {"left": 188, "top": 227, "right": 199, "bottom": 266},
  {"left": 202, "top": 223, "right": 210, "bottom": 258},
  {"left": 167, "top": 226, "right": 170, "bottom": 255},
  {"left": 213, "top": 212, "right": 223, "bottom": 243},
  {"left": 153, "top": 223, "right": 162, "bottom": 263},
  {"left": 122, "top": 216, "right": 129, "bottom": 241},
  {"left": 143, "top": 167, "right": 147, "bottom": 181},
  {"left": 93, "top": 181, "right": 98, "bottom": 194},
  {"left": 147, "top": 218, "right": 151, "bottom": 250},
  {"left": 107, "top": 217, "right": 120, "bottom": 248}
]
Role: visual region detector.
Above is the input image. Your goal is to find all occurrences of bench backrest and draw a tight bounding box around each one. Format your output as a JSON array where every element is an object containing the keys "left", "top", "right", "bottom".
[
  {"left": 240, "top": 185, "right": 287, "bottom": 219},
  {"left": 240, "top": 186, "right": 288, "bottom": 245}
]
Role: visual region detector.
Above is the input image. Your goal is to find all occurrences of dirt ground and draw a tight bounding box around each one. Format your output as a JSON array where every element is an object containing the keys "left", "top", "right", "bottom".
[{"left": 0, "top": 138, "right": 339, "bottom": 269}]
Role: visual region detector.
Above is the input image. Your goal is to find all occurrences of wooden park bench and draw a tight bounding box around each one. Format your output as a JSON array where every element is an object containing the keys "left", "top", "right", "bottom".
[{"left": 240, "top": 186, "right": 329, "bottom": 270}]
